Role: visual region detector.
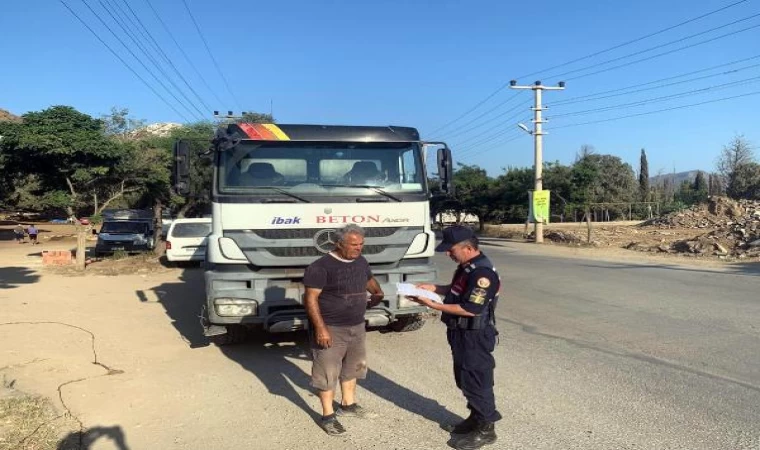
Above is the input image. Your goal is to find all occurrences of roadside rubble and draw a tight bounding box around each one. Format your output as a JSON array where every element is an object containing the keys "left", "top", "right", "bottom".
[
  {"left": 507, "top": 197, "right": 760, "bottom": 260},
  {"left": 633, "top": 197, "right": 760, "bottom": 259}
]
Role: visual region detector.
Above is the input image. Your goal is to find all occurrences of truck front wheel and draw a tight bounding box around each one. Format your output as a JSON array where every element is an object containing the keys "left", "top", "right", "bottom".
[{"left": 389, "top": 315, "right": 426, "bottom": 332}]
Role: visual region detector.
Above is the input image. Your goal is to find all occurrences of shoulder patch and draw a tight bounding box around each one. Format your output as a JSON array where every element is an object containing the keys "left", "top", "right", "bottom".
[
  {"left": 477, "top": 277, "right": 491, "bottom": 288},
  {"left": 469, "top": 288, "right": 487, "bottom": 305}
]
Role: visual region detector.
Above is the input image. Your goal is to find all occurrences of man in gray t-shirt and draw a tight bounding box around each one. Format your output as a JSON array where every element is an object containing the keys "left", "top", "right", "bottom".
[{"left": 303, "top": 224, "right": 384, "bottom": 435}]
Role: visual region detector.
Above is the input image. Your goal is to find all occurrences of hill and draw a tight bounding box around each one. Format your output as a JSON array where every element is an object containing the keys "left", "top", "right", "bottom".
[
  {"left": 0, "top": 108, "right": 21, "bottom": 122},
  {"left": 650, "top": 170, "right": 701, "bottom": 186}
]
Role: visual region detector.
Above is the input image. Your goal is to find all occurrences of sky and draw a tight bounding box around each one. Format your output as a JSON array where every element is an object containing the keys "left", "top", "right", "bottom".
[{"left": 1, "top": 0, "right": 758, "bottom": 178}]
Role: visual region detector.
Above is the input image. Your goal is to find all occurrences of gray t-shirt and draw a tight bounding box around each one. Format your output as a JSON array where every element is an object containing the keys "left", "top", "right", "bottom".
[{"left": 303, "top": 254, "right": 372, "bottom": 326}]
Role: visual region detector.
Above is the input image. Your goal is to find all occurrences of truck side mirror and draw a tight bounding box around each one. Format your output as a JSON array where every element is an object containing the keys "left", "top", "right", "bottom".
[
  {"left": 437, "top": 147, "right": 454, "bottom": 196},
  {"left": 173, "top": 140, "right": 191, "bottom": 196}
]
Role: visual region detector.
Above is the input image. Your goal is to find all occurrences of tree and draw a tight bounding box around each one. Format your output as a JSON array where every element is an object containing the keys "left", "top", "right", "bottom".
[
  {"left": 639, "top": 149, "right": 649, "bottom": 201},
  {"left": 708, "top": 172, "right": 724, "bottom": 197},
  {"left": 690, "top": 171, "right": 708, "bottom": 204},
  {"left": 570, "top": 153, "right": 599, "bottom": 206},
  {"left": 239, "top": 112, "right": 274, "bottom": 124},
  {"left": 101, "top": 107, "right": 147, "bottom": 142},
  {"left": 717, "top": 135, "right": 755, "bottom": 199},
  {"left": 451, "top": 164, "right": 496, "bottom": 230},
  {"left": 542, "top": 161, "right": 573, "bottom": 221},
  {"left": 729, "top": 162, "right": 760, "bottom": 199},
  {"left": 12, "top": 106, "right": 126, "bottom": 218},
  {"left": 492, "top": 166, "right": 533, "bottom": 223}
]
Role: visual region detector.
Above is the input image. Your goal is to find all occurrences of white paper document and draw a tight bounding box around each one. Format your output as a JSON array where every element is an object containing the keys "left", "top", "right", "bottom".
[{"left": 396, "top": 283, "right": 443, "bottom": 304}]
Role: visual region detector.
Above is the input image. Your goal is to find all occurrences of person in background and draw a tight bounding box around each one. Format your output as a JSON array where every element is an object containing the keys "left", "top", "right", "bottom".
[
  {"left": 27, "top": 224, "right": 39, "bottom": 245},
  {"left": 14, "top": 223, "right": 25, "bottom": 243}
]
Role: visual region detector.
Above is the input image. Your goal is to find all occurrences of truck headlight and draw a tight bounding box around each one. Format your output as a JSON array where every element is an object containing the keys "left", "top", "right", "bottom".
[{"left": 214, "top": 298, "right": 258, "bottom": 316}]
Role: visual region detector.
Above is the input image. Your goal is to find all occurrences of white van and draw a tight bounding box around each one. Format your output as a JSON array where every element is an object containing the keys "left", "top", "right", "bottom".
[{"left": 165, "top": 218, "right": 212, "bottom": 262}]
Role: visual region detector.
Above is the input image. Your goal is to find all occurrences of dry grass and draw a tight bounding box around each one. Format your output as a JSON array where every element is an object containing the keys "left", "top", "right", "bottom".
[
  {"left": 48, "top": 252, "right": 174, "bottom": 277},
  {"left": 0, "top": 391, "right": 62, "bottom": 450}
]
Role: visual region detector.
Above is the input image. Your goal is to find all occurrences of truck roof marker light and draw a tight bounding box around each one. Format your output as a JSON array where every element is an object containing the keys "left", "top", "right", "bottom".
[{"left": 237, "top": 123, "right": 291, "bottom": 141}]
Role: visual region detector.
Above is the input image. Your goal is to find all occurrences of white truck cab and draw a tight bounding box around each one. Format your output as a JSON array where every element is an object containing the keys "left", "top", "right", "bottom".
[{"left": 173, "top": 123, "right": 454, "bottom": 344}]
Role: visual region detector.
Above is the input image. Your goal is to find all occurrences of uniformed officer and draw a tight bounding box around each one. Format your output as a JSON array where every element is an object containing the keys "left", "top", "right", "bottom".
[{"left": 410, "top": 226, "right": 501, "bottom": 450}]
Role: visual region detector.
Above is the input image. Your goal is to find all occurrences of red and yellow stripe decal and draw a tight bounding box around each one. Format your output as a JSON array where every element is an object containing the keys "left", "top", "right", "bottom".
[{"left": 238, "top": 123, "right": 291, "bottom": 140}]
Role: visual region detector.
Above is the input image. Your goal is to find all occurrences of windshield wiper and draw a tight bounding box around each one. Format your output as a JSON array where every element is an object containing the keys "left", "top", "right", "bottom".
[
  {"left": 323, "top": 184, "right": 402, "bottom": 202},
  {"left": 258, "top": 187, "right": 310, "bottom": 203}
]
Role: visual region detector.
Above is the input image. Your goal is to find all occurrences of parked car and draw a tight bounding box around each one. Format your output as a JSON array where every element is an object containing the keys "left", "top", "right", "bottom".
[
  {"left": 165, "top": 218, "right": 212, "bottom": 262},
  {"left": 94, "top": 219, "right": 154, "bottom": 255}
]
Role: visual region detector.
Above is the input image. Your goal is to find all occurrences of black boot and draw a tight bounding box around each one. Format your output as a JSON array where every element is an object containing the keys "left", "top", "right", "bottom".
[
  {"left": 442, "top": 412, "right": 477, "bottom": 434},
  {"left": 453, "top": 421, "right": 497, "bottom": 450}
]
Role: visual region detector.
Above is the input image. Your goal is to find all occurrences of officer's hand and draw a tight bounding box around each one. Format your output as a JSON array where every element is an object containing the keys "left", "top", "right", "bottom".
[
  {"left": 315, "top": 327, "right": 332, "bottom": 348},
  {"left": 416, "top": 283, "right": 437, "bottom": 292},
  {"left": 407, "top": 296, "right": 430, "bottom": 307}
]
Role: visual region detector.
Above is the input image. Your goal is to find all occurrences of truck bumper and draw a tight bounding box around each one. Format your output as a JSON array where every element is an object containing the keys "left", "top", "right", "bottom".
[{"left": 203, "top": 260, "right": 436, "bottom": 333}]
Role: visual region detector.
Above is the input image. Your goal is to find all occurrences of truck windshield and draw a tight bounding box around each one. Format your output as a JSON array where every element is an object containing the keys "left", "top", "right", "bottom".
[
  {"left": 100, "top": 221, "right": 148, "bottom": 234},
  {"left": 218, "top": 142, "right": 425, "bottom": 195}
]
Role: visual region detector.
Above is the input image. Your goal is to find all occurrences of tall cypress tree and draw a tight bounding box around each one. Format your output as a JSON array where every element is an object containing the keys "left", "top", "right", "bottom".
[{"left": 639, "top": 149, "right": 649, "bottom": 201}]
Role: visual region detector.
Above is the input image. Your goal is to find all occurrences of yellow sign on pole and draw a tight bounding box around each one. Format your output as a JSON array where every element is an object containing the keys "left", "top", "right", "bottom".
[{"left": 528, "top": 190, "right": 551, "bottom": 224}]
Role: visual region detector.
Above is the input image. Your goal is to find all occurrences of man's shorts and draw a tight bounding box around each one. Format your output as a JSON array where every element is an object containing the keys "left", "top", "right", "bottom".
[{"left": 310, "top": 323, "right": 367, "bottom": 391}]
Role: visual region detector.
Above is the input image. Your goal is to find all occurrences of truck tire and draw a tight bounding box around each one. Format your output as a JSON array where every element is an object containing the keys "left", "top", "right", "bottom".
[
  {"left": 209, "top": 325, "right": 248, "bottom": 346},
  {"left": 389, "top": 315, "right": 426, "bottom": 332}
]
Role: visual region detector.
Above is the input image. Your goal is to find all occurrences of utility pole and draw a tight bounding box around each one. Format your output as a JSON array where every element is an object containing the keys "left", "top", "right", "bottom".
[{"left": 510, "top": 80, "right": 565, "bottom": 243}]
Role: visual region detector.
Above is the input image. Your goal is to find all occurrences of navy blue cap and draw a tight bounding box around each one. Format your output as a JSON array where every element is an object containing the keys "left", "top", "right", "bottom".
[{"left": 435, "top": 226, "right": 477, "bottom": 252}]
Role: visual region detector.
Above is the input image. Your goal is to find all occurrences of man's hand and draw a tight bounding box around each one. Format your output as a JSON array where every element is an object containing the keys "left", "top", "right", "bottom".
[
  {"left": 315, "top": 327, "right": 332, "bottom": 348},
  {"left": 368, "top": 292, "right": 384, "bottom": 308},
  {"left": 416, "top": 283, "right": 437, "bottom": 292}
]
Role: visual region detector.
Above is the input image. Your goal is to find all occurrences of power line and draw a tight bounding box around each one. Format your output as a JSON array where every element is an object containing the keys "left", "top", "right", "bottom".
[
  {"left": 550, "top": 54, "right": 760, "bottom": 106},
  {"left": 429, "top": 92, "right": 526, "bottom": 140},
  {"left": 143, "top": 0, "right": 227, "bottom": 109},
  {"left": 552, "top": 13, "right": 760, "bottom": 81},
  {"left": 457, "top": 132, "right": 529, "bottom": 161},
  {"left": 97, "top": 0, "right": 206, "bottom": 120},
  {"left": 456, "top": 115, "right": 533, "bottom": 156},
  {"left": 181, "top": 0, "right": 242, "bottom": 110},
  {"left": 441, "top": 97, "right": 531, "bottom": 141},
  {"left": 79, "top": 0, "right": 204, "bottom": 120},
  {"left": 450, "top": 106, "right": 532, "bottom": 149},
  {"left": 118, "top": 0, "right": 213, "bottom": 113},
  {"left": 59, "top": 0, "right": 191, "bottom": 122},
  {"left": 550, "top": 75, "right": 760, "bottom": 118},
  {"left": 426, "top": 0, "right": 749, "bottom": 135},
  {"left": 562, "top": 24, "right": 760, "bottom": 82},
  {"left": 552, "top": 90, "right": 760, "bottom": 129},
  {"left": 518, "top": 0, "right": 750, "bottom": 80}
]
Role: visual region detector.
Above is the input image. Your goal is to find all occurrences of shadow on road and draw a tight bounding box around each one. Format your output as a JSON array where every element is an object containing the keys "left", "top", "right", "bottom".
[
  {"left": 57, "top": 425, "right": 129, "bottom": 450},
  {"left": 139, "top": 268, "right": 461, "bottom": 427},
  {"left": 0, "top": 266, "right": 40, "bottom": 289}
]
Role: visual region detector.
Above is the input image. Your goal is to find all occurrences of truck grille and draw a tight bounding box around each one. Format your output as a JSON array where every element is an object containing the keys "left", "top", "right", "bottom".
[
  {"left": 252, "top": 227, "right": 399, "bottom": 239},
  {"left": 264, "top": 245, "right": 386, "bottom": 257}
]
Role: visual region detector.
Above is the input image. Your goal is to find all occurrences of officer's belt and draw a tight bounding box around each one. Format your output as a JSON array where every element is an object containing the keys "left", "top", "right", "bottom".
[{"left": 445, "top": 315, "right": 489, "bottom": 330}]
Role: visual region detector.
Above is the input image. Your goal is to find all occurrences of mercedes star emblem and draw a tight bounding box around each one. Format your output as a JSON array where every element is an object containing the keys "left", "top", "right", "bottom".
[{"left": 314, "top": 229, "right": 337, "bottom": 254}]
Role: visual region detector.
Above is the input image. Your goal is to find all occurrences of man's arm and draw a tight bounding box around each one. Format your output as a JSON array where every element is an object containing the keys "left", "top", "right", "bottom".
[
  {"left": 304, "top": 287, "right": 331, "bottom": 348},
  {"left": 366, "top": 277, "right": 384, "bottom": 308}
]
